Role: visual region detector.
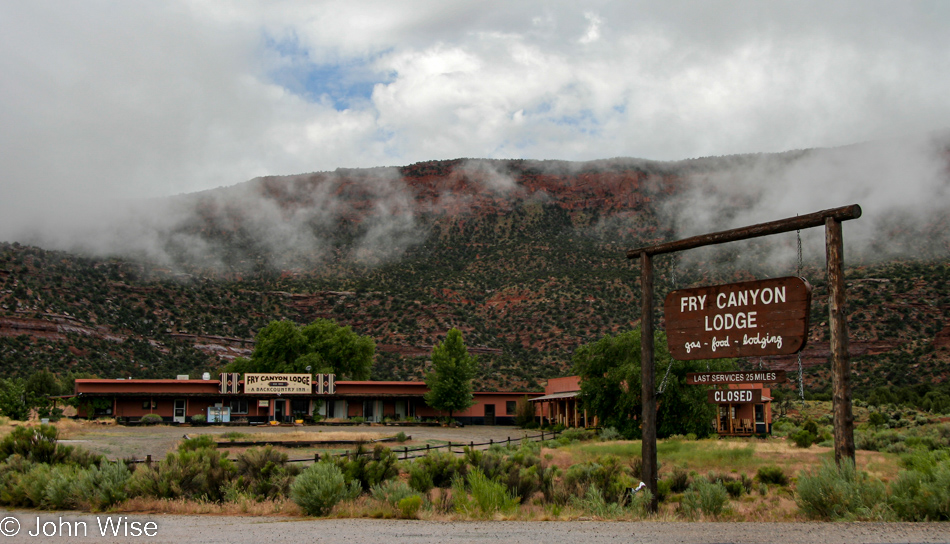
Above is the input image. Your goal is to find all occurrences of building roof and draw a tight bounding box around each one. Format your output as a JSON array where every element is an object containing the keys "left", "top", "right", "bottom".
[{"left": 529, "top": 391, "right": 580, "bottom": 402}]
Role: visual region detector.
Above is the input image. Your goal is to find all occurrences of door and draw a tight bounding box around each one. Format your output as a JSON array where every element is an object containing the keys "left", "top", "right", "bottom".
[
  {"left": 364, "top": 400, "right": 380, "bottom": 423},
  {"left": 274, "top": 400, "right": 285, "bottom": 422},
  {"left": 484, "top": 404, "right": 495, "bottom": 425},
  {"left": 395, "top": 400, "right": 407, "bottom": 420},
  {"left": 173, "top": 399, "right": 186, "bottom": 424}
]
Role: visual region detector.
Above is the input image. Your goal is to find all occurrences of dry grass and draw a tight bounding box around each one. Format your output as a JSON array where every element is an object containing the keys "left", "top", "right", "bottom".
[
  {"left": 119, "top": 496, "right": 302, "bottom": 516},
  {"left": 0, "top": 417, "right": 103, "bottom": 441}
]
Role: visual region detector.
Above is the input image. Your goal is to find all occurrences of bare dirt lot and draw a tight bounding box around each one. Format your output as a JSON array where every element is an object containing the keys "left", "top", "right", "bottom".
[{"left": 53, "top": 420, "right": 539, "bottom": 461}]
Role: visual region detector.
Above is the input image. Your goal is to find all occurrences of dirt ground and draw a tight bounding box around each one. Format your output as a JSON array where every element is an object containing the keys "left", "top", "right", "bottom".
[{"left": 51, "top": 420, "right": 542, "bottom": 461}]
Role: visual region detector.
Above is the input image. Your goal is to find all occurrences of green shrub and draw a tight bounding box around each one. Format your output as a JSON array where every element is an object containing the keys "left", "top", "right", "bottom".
[
  {"left": 570, "top": 485, "right": 625, "bottom": 518},
  {"left": 790, "top": 429, "right": 816, "bottom": 448},
  {"left": 140, "top": 414, "right": 163, "bottom": 424},
  {"left": 395, "top": 431, "right": 408, "bottom": 443},
  {"left": 234, "top": 446, "right": 301, "bottom": 500},
  {"left": 45, "top": 464, "right": 84, "bottom": 509},
  {"left": 178, "top": 434, "right": 217, "bottom": 451},
  {"left": 514, "top": 396, "right": 536, "bottom": 428},
  {"left": 755, "top": 465, "right": 789, "bottom": 486},
  {"left": 705, "top": 471, "right": 752, "bottom": 498},
  {"left": 722, "top": 479, "right": 745, "bottom": 498},
  {"left": 888, "top": 450, "right": 950, "bottom": 521},
  {"left": 455, "top": 468, "right": 519, "bottom": 515},
  {"left": 560, "top": 455, "right": 634, "bottom": 504},
  {"left": 408, "top": 450, "right": 466, "bottom": 492},
  {"left": 55, "top": 444, "right": 104, "bottom": 468},
  {"left": 370, "top": 479, "right": 417, "bottom": 507},
  {"left": 290, "top": 462, "right": 359, "bottom": 516},
  {"left": 679, "top": 488, "right": 700, "bottom": 519},
  {"left": 599, "top": 427, "right": 620, "bottom": 441},
  {"left": 190, "top": 414, "right": 207, "bottom": 424},
  {"left": 0, "top": 425, "right": 58, "bottom": 464},
  {"left": 333, "top": 444, "right": 399, "bottom": 491},
  {"left": 655, "top": 479, "right": 671, "bottom": 502},
  {"left": 559, "top": 428, "right": 597, "bottom": 443},
  {"left": 0, "top": 456, "right": 35, "bottom": 506},
  {"left": 77, "top": 461, "right": 131, "bottom": 510},
  {"left": 18, "top": 463, "right": 53, "bottom": 507},
  {"left": 397, "top": 495, "right": 423, "bottom": 518},
  {"left": 128, "top": 448, "right": 235, "bottom": 502},
  {"left": 772, "top": 419, "right": 797, "bottom": 435},
  {"left": 463, "top": 444, "right": 557, "bottom": 504},
  {"left": 628, "top": 488, "right": 654, "bottom": 516},
  {"left": 682, "top": 477, "right": 729, "bottom": 518},
  {"left": 796, "top": 459, "right": 887, "bottom": 520},
  {"left": 868, "top": 412, "right": 887, "bottom": 427},
  {"left": 669, "top": 465, "right": 691, "bottom": 493}
]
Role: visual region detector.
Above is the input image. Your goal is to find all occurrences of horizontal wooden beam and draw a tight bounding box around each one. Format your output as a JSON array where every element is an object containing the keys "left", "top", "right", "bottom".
[{"left": 626, "top": 204, "right": 862, "bottom": 259}]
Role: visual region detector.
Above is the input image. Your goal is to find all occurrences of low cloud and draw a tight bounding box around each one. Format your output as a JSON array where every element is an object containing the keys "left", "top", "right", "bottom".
[{"left": 658, "top": 132, "right": 950, "bottom": 271}]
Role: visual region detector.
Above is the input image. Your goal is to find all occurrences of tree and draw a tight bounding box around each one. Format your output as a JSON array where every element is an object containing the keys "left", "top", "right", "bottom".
[
  {"left": 572, "top": 327, "right": 736, "bottom": 439},
  {"left": 0, "top": 378, "right": 29, "bottom": 421},
  {"left": 25, "top": 370, "right": 63, "bottom": 421},
  {"left": 424, "top": 328, "right": 477, "bottom": 420},
  {"left": 224, "top": 319, "right": 375, "bottom": 380}
]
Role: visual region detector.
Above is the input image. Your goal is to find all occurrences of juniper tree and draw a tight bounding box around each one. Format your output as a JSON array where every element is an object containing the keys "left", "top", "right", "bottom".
[{"left": 424, "top": 328, "right": 477, "bottom": 421}]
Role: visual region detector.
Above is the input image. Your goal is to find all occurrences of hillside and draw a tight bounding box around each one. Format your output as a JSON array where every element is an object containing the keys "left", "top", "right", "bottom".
[{"left": 1, "top": 145, "right": 949, "bottom": 407}]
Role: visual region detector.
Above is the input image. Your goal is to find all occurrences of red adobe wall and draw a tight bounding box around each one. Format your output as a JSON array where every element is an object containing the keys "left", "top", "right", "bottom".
[
  {"left": 545, "top": 376, "right": 581, "bottom": 395},
  {"left": 335, "top": 381, "right": 428, "bottom": 395}
]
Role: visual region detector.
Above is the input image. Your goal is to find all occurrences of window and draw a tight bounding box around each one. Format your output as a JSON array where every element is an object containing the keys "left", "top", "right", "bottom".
[
  {"left": 506, "top": 401, "right": 517, "bottom": 415},
  {"left": 291, "top": 399, "right": 309, "bottom": 415},
  {"left": 230, "top": 399, "right": 249, "bottom": 414},
  {"left": 142, "top": 400, "right": 156, "bottom": 410}
]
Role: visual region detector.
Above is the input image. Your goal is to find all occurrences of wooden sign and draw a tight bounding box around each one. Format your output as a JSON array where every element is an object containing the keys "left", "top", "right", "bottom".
[
  {"left": 708, "top": 389, "right": 763, "bottom": 404},
  {"left": 665, "top": 276, "right": 812, "bottom": 360},
  {"left": 687, "top": 370, "right": 786, "bottom": 385}
]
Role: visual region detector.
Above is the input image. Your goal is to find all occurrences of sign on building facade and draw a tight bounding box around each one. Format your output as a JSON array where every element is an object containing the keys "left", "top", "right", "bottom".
[
  {"left": 664, "top": 276, "right": 812, "bottom": 361},
  {"left": 244, "top": 373, "right": 312, "bottom": 394}
]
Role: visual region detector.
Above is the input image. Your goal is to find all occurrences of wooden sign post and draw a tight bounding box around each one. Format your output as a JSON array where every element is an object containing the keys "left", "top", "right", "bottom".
[{"left": 626, "top": 204, "right": 861, "bottom": 512}]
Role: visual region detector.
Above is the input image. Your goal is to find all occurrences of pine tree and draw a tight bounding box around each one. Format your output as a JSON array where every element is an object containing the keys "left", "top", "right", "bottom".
[{"left": 424, "top": 328, "right": 477, "bottom": 421}]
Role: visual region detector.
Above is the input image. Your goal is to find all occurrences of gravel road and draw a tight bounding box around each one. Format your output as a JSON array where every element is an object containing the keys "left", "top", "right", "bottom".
[{"left": 1, "top": 511, "right": 948, "bottom": 544}]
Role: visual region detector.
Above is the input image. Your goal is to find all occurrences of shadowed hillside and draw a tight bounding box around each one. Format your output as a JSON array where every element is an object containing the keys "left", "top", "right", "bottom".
[{"left": 2, "top": 139, "right": 950, "bottom": 406}]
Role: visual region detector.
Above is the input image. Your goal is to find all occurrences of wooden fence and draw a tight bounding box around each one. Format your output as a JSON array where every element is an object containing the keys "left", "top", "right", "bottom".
[{"left": 129, "top": 429, "right": 563, "bottom": 465}]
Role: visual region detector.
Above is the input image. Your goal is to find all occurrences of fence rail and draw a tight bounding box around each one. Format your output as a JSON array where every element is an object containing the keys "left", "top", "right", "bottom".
[{"left": 126, "top": 429, "right": 563, "bottom": 465}]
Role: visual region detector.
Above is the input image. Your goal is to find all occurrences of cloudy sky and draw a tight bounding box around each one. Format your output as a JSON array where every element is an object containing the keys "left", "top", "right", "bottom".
[{"left": 1, "top": 1, "right": 948, "bottom": 240}]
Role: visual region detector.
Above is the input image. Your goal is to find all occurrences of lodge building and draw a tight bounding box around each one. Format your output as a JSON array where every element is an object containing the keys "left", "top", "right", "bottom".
[
  {"left": 72, "top": 373, "right": 540, "bottom": 426},
  {"left": 71, "top": 372, "right": 772, "bottom": 434}
]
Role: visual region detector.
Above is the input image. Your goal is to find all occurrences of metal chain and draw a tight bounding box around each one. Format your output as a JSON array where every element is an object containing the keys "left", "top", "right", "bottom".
[
  {"left": 658, "top": 256, "right": 676, "bottom": 394},
  {"left": 796, "top": 225, "right": 806, "bottom": 408}
]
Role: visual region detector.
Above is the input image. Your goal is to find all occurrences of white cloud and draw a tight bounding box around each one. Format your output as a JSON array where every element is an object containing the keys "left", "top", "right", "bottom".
[{"left": 1, "top": 0, "right": 949, "bottom": 246}]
